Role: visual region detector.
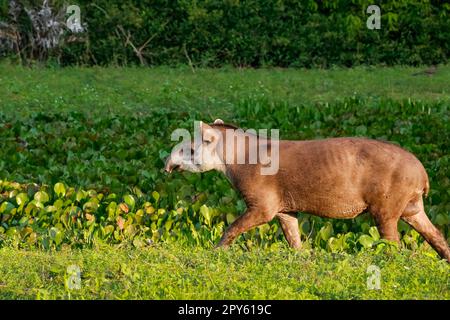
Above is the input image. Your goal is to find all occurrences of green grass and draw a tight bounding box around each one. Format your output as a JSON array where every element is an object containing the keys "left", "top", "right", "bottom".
[
  {"left": 0, "top": 64, "right": 449, "bottom": 299},
  {"left": 0, "top": 243, "right": 448, "bottom": 299},
  {"left": 1, "top": 64, "right": 450, "bottom": 116}
]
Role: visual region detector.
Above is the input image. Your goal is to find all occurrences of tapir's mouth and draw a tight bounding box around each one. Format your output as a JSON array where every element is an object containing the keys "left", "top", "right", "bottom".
[{"left": 164, "top": 160, "right": 180, "bottom": 173}]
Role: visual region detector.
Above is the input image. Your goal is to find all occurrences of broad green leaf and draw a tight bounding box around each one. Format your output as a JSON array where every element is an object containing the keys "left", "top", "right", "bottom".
[
  {"left": 123, "top": 195, "right": 135, "bottom": 210},
  {"left": 152, "top": 191, "right": 160, "bottom": 202},
  {"left": 369, "top": 226, "right": 380, "bottom": 240},
  {"left": 54, "top": 183, "right": 66, "bottom": 197},
  {"left": 34, "top": 191, "right": 49, "bottom": 204},
  {"left": 319, "top": 223, "right": 333, "bottom": 241},
  {"left": 16, "top": 193, "right": 29, "bottom": 206},
  {"left": 200, "top": 205, "right": 211, "bottom": 225},
  {"left": 358, "top": 235, "right": 374, "bottom": 248},
  {"left": 0, "top": 202, "right": 15, "bottom": 214}
]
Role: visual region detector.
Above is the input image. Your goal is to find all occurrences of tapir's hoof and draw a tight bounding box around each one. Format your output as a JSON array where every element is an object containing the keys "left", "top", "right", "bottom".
[{"left": 214, "top": 242, "right": 229, "bottom": 250}]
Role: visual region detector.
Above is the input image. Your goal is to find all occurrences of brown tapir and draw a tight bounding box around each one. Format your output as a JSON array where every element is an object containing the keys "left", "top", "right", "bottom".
[{"left": 165, "top": 119, "right": 450, "bottom": 262}]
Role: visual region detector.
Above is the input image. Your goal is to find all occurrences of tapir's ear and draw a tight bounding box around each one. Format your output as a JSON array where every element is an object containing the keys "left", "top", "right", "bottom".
[
  {"left": 213, "top": 119, "right": 224, "bottom": 125},
  {"left": 200, "top": 121, "right": 220, "bottom": 143}
]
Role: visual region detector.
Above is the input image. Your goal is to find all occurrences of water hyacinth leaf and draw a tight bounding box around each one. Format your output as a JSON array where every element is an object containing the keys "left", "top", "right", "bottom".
[
  {"left": 0, "top": 202, "right": 15, "bottom": 214},
  {"left": 28, "top": 232, "right": 37, "bottom": 244},
  {"left": 300, "top": 220, "right": 311, "bottom": 235},
  {"left": 103, "top": 225, "right": 115, "bottom": 236},
  {"left": 369, "top": 226, "right": 380, "bottom": 240},
  {"left": 165, "top": 219, "right": 173, "bottom": 231},
  {"left": 6, "top": 227, "right": 18, "bottom": 237},
  {"left": 319, "top": 223, "right": 333, "bottom": 241},
  {"left": 132, "top": 187, "right": 144, "bottom": 198},
  {"left": 226, "top": 213, "right": 236, "bottom": 224},
  {"left": 119, "top": 203, "right": 129, "bottom": 213},
  {"left": 200, "top": 205, "right": 211, "bottom": 226},
  {"left": 358, "top": 235, "right": 374, "bottom": 248},
  {"left": 117, "top": 216, "right": 125, "bottom": 230},
  {"left": 135, "top": 209, "right": 144, "bottom": 223},
  {"left": 374, "top": 242, "right": 386, "bottom": 254},
  {"left": 8, "top": 190, "right": 18, "bottom": 198},
  {"left": 18, "top": 216, "right": 29, "bottom": 226},
  {"left": 49, "top": 227, "right": 63, "bottom": 245},
  {"left": 55, "top": 230, "right": 64, "bottom": 245},
  {"left": 106, "top": 193, "right": 117, "bottom": 200},
  {"left": 152, "top": 191, "right": 160, "bottom": 202},
  {"left": 327, "top": 237, "right": 340, "bottom": 252},
  {"left": 16, "top": 193, "right": 29, "bottom": 206},
  {"left": 145, "top": 204, "right": 155, "bottom": 214},
  {"left": 54, "top": 182, "right": 66, "bottom": 197},
  {"left": 45, "top": 205, "right": 58, "bottom": 213},
  {"left": 34, "top": 191, "right": 49, "bottom": 204},
  {"left": 123, "top": 195, "right": 135, "bottom": 210},
  {"left": 54, "top": 199, "right": 64, "bottom": 209},
  {"left": 83, "top": 201, "right": 99, "bottom": 212},
  {"left": 125, "top": 224, "right": 136, "bottom": 237},
  {"left": 76, "top": 190, "right": 86, "bottom": 202}
]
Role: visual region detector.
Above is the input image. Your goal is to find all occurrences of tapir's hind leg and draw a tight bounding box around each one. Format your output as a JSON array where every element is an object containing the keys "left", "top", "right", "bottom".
[
  {"left": 277, "top": 213, "right": 301, "bottom": 249},
  {"left": 373, "top": 215, "right": 401, "bottom": 244},
  {"left": 402, "top": 203, "right": 450, "bottom": 262},
  {"left": 370, "top": 203, "right": 401, "bottom": 244}
]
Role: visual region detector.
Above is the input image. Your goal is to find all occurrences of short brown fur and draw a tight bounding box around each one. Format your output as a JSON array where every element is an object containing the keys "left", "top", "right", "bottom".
[{"left": 166, "top": 122, "right": 450, "bottom": 262}]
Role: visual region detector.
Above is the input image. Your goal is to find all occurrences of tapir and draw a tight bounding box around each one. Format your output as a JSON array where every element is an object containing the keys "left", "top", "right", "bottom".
[{"left": 165, "top": 119, "right": 450, "bottom": 262}]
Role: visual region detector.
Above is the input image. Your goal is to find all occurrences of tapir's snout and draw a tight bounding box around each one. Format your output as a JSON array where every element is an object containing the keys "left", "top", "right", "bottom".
[
  {"left": 164, "top": 157, "right": 174, "bottom": 173},
  {"left": 164, "top": 157, "right": 180, "bottom": 173}
]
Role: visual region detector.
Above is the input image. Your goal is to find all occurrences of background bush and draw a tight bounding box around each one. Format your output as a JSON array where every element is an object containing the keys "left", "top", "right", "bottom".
[{"left": 1, "top": 0, "right": 449, "bottom": 67}]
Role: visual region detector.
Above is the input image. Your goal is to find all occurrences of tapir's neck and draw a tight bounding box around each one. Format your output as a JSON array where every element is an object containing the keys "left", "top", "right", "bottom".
[
  {"left": 224, "top": 164, "right": 238, "bottom": 186},
  {"left": 223, "top": 163, "right": 254, "bottom": 193}
]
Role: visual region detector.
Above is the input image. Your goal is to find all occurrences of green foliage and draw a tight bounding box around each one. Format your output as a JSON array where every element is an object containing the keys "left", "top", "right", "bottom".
[
  {"left": 1, "top": 0, "right": 449, "bottom": 66},
  {"left": 0, "top": 66, "right": 449, "bottom": 256}
]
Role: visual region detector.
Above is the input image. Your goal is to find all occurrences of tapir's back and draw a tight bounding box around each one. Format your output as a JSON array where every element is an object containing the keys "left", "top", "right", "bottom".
[{"left": 274, "top": 137, "right": 428, "bottom": 217}]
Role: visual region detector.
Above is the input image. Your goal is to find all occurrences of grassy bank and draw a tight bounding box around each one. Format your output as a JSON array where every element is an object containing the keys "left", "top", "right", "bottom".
[
  {"left": 0, "top": 243, "right": 448, "bottom": 299},
  {"left": 1, "top": 64, "right": 450, "bottom": 116}
]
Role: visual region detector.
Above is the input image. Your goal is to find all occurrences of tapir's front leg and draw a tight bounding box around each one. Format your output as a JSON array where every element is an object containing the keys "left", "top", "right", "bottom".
[{"left": 216, "top": 208, "right": 276, "bottom": 248}]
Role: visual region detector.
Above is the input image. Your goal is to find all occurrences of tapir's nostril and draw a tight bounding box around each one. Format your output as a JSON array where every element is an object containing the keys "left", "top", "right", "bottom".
[{"left": 164, "top": 157, "right": 180, "bottom": 173}]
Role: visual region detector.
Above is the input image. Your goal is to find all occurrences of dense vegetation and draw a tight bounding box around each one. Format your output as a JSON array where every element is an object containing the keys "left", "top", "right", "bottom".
[
  {"left": 1, "top": 0, "right": 449, "bottom": 67},
  {"left": 1, "top": 244, "right": 449, "bottom": 299},
  {"left": 1, "top": 65, "right": 449, "bottom": 258}
]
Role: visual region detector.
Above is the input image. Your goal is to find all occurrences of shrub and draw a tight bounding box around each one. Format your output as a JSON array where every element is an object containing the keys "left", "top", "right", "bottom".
[{"left": 1, "top": 0, "right": 449, "bottom": 66}]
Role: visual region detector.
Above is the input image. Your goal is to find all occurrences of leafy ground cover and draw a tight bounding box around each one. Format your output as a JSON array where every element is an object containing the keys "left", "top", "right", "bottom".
[
  {"left": 0, "top": 244, "right": 448, "bottom": 299},
  {"left": 0, "top": 64, "right": 449, "bottom": 299}
]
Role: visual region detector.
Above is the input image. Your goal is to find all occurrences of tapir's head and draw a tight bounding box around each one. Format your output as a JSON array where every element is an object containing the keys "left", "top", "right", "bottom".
[{"left": 164, "top": 119, "right": 227, "bottom": 174}]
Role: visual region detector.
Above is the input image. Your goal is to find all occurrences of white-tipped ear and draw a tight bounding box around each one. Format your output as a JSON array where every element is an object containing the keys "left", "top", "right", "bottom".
[
  {"left": 214, "top": 119, "right": 224, "bottom": 125},
  {"left": 200, "top": 121, "right": 212, "bottom": 132}
]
